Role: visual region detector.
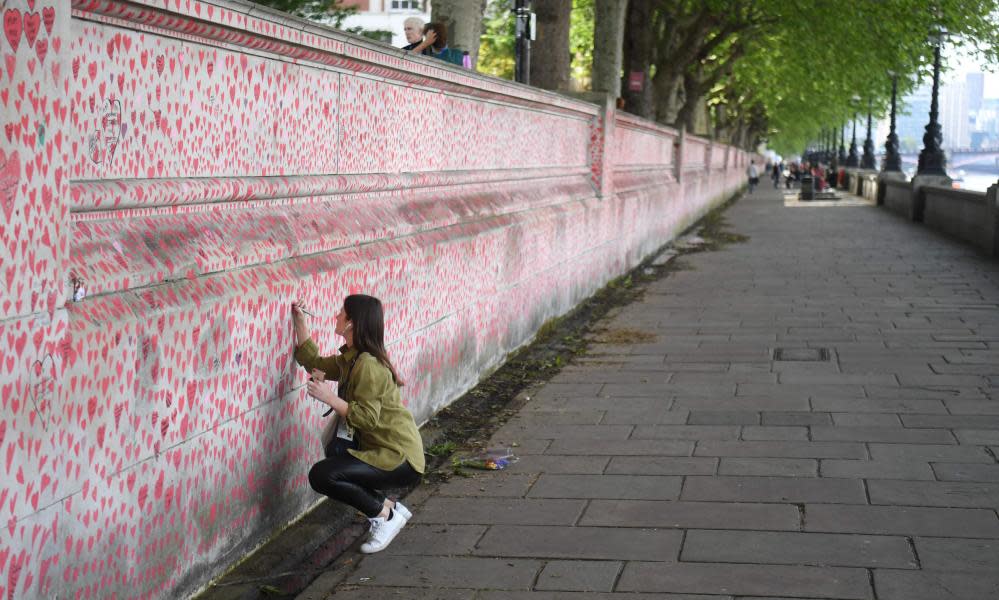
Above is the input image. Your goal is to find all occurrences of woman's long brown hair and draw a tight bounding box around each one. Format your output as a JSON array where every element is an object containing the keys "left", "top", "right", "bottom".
[{"left": 343, "top": 294, "right": 404, "bottom": 386}]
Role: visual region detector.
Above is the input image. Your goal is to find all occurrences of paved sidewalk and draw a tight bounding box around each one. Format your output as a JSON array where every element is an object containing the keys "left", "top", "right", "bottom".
[{"left": 307, "top": 184, "right": 999, "bottom": 600}]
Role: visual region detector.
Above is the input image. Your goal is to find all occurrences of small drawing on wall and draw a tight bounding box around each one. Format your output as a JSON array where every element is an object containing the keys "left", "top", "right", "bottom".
[{"left": 88, "top": 98, "right": 124, "bottom": 165}]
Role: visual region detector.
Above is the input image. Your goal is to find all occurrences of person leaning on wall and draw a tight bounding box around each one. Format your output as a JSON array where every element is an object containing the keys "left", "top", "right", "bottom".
[
  {"left": 291, "top": 295, "right": 425, "bottom": 554},
  {"left": 401, "top": 16, "right": 425, "bottom": 51}
]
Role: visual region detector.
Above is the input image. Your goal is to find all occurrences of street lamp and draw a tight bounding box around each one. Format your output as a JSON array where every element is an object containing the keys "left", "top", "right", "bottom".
[
  {"left": 513, "top": 0, "right": 533, "bottom": 85},
  {"left": 917, "top": 27, "right": 948, "bottom": 177},
  {"left": 861, "top": 98, "right": 876, "bottom": 169},
  {"left": 846, "top": 95, "right": 860, "bottom": 167},
  {"left": 883, "top": 71, "right": 902, "bottom": 172},
  {"left": 839, "top": 124, "right": 847, "bottom": 164}
]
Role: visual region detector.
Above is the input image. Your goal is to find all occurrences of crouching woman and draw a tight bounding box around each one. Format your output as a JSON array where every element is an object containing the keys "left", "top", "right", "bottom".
[{"left": 291, "top": 294, "right": 424, "bottom": 553}]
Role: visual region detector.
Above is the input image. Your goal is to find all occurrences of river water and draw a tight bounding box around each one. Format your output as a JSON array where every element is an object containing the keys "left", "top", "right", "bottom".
[{"left": 958, "top": 173, "right": 998, "bottom": 192}]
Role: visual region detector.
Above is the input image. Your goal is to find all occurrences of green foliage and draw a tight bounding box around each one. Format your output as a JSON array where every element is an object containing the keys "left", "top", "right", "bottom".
[
  {"left": 720, "top": 0, "right": 999, "bottom": 153},
  {"left": 249, "top": 0, "right": 356, "bottom": 24},
  {"left": 425, "top": 441, "right": 458, "bottom": 457},
  {"left": 569, "top": 0, "right": 594, "bottom": 89},
  {"left": 632, "top": 0, "right": 999, "bottom": 153},
  {"left": 479, "top": 0, "right": 516, "bottom": 79}
]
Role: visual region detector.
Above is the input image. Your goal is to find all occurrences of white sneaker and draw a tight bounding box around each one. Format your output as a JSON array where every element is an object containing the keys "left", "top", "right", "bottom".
[
  {"left": 392, "top": 501, "right": 412, "bottom": 521},
  {"left": 360, "top": 510, "right": 407, "bottom": 554}
]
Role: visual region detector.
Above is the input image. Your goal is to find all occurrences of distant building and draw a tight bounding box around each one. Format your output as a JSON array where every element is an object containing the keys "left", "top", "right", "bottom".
[
  {"left": 940, "top": 77, "right": 970, "bottom": 149},
  {"left": 895, "top": 83, "right": 931, "bottom": 154},
  {"left": 966, "top": 72, "right": 985, "bottom": 113},
  {"left": 338, "top": 0, "right": 432, "bottom": 48}
]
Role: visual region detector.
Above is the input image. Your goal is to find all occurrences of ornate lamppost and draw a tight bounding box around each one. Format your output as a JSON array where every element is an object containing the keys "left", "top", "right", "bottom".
[
  {"left": 916, "top": 28, "right": 948, "bottom": 177},
  {"left": 846, "top": 96, "right": 860, "bottom": 167},
  {"left": 883, "top": 72, "right": 902, "bottom": 172},
  {"left": 861, "top": 99, "right": 876, "bottom": 169},
  {"left": 838, "top": 124, "right": 847, "bottom": 164}
]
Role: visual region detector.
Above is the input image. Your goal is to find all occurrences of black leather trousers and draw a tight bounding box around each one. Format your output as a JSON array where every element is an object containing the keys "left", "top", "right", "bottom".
[{"left": 308, "top": 455, "right": 420, "bottom": 518}]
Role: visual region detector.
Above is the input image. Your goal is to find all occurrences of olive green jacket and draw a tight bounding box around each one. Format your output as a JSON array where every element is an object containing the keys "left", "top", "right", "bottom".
[{"left": 294, "top": 340, "right": 425, "bottom": 473}]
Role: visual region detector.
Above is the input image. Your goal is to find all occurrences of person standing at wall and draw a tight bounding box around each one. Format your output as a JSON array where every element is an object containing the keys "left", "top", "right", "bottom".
[
  {"left": 401, "top": 17, "right": 425, "bottom": 51},
  {"left": 291, "top": 295, "right": 425, "bottom": 554}
]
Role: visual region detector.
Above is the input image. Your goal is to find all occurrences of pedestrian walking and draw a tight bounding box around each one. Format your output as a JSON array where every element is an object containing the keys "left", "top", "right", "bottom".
[
  {"left": 746, "top": 160, "right": 759, "bottom": 194},
  {"left": 291, "top": 295, "right": 424, "bottom": 554},
  {"left": 772, "top": 162, "right": 781, "bottom": 188}
]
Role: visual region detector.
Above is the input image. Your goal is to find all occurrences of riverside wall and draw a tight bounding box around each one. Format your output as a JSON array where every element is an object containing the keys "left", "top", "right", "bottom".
[{"left": 0, "top": 1, "right": 750, "bottom": 597}]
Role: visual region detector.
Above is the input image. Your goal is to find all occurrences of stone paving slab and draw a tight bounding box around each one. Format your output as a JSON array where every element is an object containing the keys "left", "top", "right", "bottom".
[
  {"left": 819, "top": 459, "right": 936, "bottom": 480},
  {"left": 534, "top": 560, "right": 622, "bottom": 592},
  {"left": 579, "top": 500, "right": 801, "bottom": 530},
  {"left": 528, "top": 474, "right": 682, "bottom": 500},
  {"left": 680, "top": 529, "right": 918, "bottom": 568},
  {"left": 911, "top": 537, "right": 999, "bottom": 571},
  {"left": 867, "top": 480, "right": 999, "bottom": 509},
  {"left": 694, "top": 440, "right": 868, "bottom": 459},
  {"left": 804, "top": 504, "right": 999, "bottom": 539},
  {"left": 873, "top": 570, "right": 999, "bottom": 600},
  {"left": 681, "top": 475, "right": 868, "bottom": 503},
  {"left": 312, "top": 186, "right": 999, "bottom": 599},
  {"left": 474, "top": 525, "right": 681, "bottom": 560},
  {"left": 604, "top": 456, "right": 717, "bottom": 475},
  {"left": 348, "top": 556, "right": 541, "bottom": 590},
  {"left": 617, "top": 562, "right": 873, "bottom": 599}
]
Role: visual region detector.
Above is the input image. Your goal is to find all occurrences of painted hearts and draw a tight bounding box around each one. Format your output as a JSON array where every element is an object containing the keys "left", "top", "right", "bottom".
[
  {"left": 22, "top": 11, "right": 40, "bottom": 48},
  {"left": 0, "top": 149, "right": 20, "bottom": 222},
  {"left": 3, "top": 9, "right": 21, "bottom": 51},
  {"left": 42, "top": 7, "right": 54, "bottom": 35}
]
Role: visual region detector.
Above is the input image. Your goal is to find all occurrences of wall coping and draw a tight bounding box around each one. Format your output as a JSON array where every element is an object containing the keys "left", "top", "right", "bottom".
[
  {"left": 71, "top": 0, "right": 600, "bottom": 118},
  {"left": 922, "top": 184, "right": 987, "bottom": 204}
]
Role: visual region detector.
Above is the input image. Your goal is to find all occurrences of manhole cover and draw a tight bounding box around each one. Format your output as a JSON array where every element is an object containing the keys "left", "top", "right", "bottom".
[{"left": 773, "top": 348, "right": 830, "bottom": 362}]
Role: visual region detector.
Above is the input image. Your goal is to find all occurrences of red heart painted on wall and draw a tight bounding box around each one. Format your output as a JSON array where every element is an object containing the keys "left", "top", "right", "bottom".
[
  {"left": 34, "top": 37, "right": 46, "bottom": 64},
  {"left": 0, "top": 149, "right": 20, "bottom": 221},
  {"left": 22, "top": 11, "right": 40, "bottom": 48},
  {"left": 3, "top": 9, "right": 21, "bottom": 51},
  {"left": 42, "top": 7, "right": 54, "bottom": 35}
]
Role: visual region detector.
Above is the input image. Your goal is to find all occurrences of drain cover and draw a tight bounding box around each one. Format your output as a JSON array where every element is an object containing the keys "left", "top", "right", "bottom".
[{"left": 773, "top": 348, "right": 830, "bottom": 362}]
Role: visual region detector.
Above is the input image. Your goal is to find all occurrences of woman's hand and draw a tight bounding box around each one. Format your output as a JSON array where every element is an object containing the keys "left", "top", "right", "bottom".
[
  {"left": 306, "top": 374, "right": 337, "bottom": 408},
  {"left": 414, "top": 30, "right": 437, "bottom": 53},
  {"left": 291, "top": 301, "right": 311, "bottom": 345}
]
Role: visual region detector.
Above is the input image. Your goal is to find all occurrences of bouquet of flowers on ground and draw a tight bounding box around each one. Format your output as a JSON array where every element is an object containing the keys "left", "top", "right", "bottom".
[{"left": 453, "top": 448, "right": 518, "bottom": 470}]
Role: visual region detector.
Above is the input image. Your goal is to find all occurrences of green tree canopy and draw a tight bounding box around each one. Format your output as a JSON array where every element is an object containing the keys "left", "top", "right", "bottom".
[{"left": 625, "top": 0, "right": 999, "bottom": 153}]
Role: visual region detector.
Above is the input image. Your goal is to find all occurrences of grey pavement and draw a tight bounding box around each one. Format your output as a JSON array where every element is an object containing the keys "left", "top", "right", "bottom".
[{"left": 305, "top": 184, "right": 999, "bottom": 599}]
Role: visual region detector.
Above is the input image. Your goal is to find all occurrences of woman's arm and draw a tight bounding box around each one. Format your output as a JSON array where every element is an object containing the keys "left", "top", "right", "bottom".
[
  {"left": 291, "top": 302, "right": 343, "bottom": 378},
  {"left": 306, "top": 378, "right": 349, "bottom": 418},
  {"left": 343, "top": 359, "right": 387, "bottom": 432},
  {"left": 409, "top": 30, "right": 437, "bottom": 55}
]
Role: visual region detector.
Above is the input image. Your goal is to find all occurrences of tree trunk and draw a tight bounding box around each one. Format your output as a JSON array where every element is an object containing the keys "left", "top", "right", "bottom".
[
  {"left": 431, "top": 0, "right": 486, "bottom": 68},
  {"left": 620, "top": 0, "right": 653, "bottom": 116},
  {"left": 653, "top": 75, "right": 682, "bottom": 125},
  {"left": 591, "top": 0, "right": 628, "bottom": 96},
  {"left": 675, "top": 72, "right": 699, "bottom": 133},
  {"left": 529, "top": 0, "right": 572, "bottom": 91}
]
